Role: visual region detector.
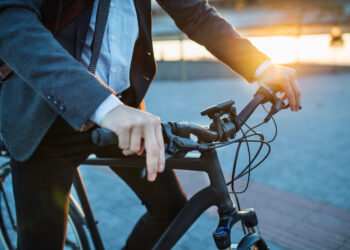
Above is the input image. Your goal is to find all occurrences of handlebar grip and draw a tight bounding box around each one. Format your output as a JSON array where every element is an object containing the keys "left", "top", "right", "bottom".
[
  {"left": 92, "top": 128, "right": 148, "bottom": 179},
  {"left": 91, "top": 128, "right": 119, "bottom": 146}
]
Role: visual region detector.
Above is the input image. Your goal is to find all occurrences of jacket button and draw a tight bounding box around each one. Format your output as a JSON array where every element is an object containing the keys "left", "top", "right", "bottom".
[
  {"left": 47, "top": 95, "right": 52, "bottom": 100},
  {"left": 53, "top": 100, "right": 58, "bottom": 105},
  {"left": 147, "top": 52, "right": 151, "bottom": 56},
  {"left": 59, "top": 105, "right": 65, "bottom": 111},
  {"left": 143, "top": 76, "right": 150, "bottom": 81}
]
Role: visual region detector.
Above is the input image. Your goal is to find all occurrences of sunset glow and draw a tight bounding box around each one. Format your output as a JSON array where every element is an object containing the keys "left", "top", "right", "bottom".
[{"left": 153, "top": 33, "right": 350, "bottom": 65}]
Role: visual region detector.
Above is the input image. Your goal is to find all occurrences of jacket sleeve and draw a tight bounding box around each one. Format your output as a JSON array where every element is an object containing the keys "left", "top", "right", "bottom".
[
  {"left": 0, "top": 0, "right": 115, "bottom": 130},
  {"left": 156, "top": 0, "right": 270, "bottom": 82}
]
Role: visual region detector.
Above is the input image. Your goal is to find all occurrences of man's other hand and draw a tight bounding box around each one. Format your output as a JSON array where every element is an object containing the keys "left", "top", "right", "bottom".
[
  {"left": 257, "top": 64, "right": 301, "bottom": 111},
  {"left": 100, "top": 105, "right": 165, "bottom": 182}
]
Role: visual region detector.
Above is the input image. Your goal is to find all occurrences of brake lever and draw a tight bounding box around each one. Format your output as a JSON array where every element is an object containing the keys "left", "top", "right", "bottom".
[
  {"left": 162, "top": 123, "right": 210, "bottom": 154},
  {"left": 263, "top": 98, "right": 290, "bottom": 123}
]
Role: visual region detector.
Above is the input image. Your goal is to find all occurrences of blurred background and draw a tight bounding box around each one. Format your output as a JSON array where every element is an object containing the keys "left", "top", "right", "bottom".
[
  {"left": 78, "top": 1, "right": 350, "bottom": 249},
  {"left": 152, "top": 0, "right": 350, "bottom": 80}
]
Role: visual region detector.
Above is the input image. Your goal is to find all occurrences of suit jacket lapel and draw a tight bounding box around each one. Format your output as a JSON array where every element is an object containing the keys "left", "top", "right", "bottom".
[{"left": 133, "top": 0, "right": 152, "bottom": 50}]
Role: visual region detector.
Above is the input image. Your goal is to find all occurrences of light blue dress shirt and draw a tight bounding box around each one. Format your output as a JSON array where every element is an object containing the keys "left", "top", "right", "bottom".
[
  {"left": 80, "top": 0, "right": 271, "bottom": 125},
  {"left": 80, "top": 0, "right": 139, "bottom": 124}
]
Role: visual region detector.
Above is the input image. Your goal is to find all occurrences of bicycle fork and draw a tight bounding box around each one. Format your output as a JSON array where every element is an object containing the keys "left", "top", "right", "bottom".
[
  {"left": 152, "top": 150, "right": 269, "bottom": 250},
  {"left": 213, "top": 208, "right": 268, "bottom": 250}
]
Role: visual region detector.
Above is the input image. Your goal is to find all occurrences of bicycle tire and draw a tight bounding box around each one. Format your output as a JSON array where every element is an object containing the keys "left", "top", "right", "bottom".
[
  {"left": 0, "top": 161, "right": 90, "bottom": 250},
  {"left": 67, "top": 200, "right": 91, "bottom": 250}
]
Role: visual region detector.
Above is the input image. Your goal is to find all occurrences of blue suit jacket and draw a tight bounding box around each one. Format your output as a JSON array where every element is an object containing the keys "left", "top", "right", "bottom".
[{"left": 0, "top": 0, "right": 269, "bottom": 161}]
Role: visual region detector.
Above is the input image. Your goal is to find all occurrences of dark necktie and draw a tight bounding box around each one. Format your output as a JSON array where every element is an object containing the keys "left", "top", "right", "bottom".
[{"left": 88, "top": 0, "right": 111, "bottom": 74}]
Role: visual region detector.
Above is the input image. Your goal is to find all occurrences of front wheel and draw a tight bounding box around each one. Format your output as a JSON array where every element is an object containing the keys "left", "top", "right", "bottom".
[
  {"left": 0, "top": 161, "right": 90, "bottom": 250},
  {"left": 234, "top": 233, "right": 269, "bottom": 250}
]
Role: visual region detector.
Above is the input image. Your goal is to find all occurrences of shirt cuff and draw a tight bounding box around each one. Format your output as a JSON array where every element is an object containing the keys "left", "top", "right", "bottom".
[
  {"left": 90, "top": 94, "right": 123, "bottom": 125},
  {"left": 254, "top": 60, "right": 272, "bottom": 79}
]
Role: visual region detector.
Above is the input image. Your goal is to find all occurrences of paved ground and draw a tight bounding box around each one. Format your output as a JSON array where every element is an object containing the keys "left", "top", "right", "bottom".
[
  {"left": 1, "top": 72, "right": 350, "bottom": 249},
  {"left": 76, "top": 72, "right": 350, "bottom": 249}
]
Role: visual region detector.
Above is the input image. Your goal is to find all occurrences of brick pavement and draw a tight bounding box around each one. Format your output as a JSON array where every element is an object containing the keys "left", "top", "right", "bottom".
[{"left": 181, "top": 171, "right": 350, "bottom": 250}]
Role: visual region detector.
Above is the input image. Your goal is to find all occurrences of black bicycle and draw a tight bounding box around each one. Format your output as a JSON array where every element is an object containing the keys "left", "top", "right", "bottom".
[{"left": 0, "top": 84, "right": 289, "bottom": 250}]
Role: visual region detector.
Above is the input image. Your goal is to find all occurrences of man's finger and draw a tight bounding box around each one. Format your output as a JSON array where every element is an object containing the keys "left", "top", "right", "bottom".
[
  {"left": 155, "top": 123, "right": 165, "bottom": 173},
  {"left": 144, "top": 127, "right": 159, "bottom": 182},
  {"left": 281, "top": 77, "right": 296, "bottom": 111},
  {"left": 117, "top": 126, "right": 130, "bottom": 150},
  {"left": 129, "top": 126, "right": 142, "bottom": 154},
  {"left": 289, "top": 72, "right": 301, "bottom": 111}
]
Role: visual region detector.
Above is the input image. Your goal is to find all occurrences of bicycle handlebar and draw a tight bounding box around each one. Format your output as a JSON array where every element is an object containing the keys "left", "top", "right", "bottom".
[
  {"left": 92, "top": 127, "right": 119, "bottom": 147},
  {"left": 91, "top": 84, "right": 287, "bottom": 153}
]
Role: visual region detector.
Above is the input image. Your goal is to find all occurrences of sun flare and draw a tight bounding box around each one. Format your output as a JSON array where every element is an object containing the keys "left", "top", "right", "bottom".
[{"left": 153, "top": 33, "right": 350, "bottom": 66}]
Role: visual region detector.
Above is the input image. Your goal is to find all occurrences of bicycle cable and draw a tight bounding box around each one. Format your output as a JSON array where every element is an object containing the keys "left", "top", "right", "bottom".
[{"left": 224, "top": 104, "right": 279, "bottom": 234}]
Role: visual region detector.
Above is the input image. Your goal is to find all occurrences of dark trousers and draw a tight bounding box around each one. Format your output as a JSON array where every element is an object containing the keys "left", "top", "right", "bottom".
[{"left": 10, "top": 116, "right": 187, "bottom": 250}]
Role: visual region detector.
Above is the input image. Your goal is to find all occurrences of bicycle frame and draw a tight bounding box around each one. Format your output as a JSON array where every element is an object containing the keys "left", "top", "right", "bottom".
[{"left": 76, "top": 149, "right": 256, "bottom": 250}]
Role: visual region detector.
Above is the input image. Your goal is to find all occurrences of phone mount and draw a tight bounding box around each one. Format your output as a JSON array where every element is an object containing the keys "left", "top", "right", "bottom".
[{"left": 201, "top": 100, "right": 238, "bottom": 141}]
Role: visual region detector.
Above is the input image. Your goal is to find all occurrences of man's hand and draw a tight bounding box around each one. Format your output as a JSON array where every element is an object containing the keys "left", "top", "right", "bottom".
[
  {"left": 257, "top": 64, "right": 301, "bottom": 111},
  {"left": 100, "top": 105, "right": 165, "bottom": 182}
]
